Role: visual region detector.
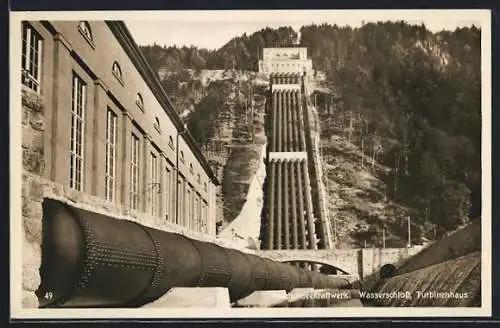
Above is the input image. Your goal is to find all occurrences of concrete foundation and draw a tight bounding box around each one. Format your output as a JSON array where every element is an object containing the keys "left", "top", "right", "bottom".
[
  {"left": 142, "top": 287, "right": 231, "bottom": 308},
  {"left": 235, "top": 290, "right": 288, "bottom": 308}
]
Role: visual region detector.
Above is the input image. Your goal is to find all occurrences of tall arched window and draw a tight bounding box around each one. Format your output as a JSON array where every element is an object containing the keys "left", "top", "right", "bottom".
[
  {"left": 179, "top": 151, "right": 185, "bottom": 163},
  {"left": 78, "top": 21, "right": 93, "bottom": 43},
  {"left": 112, "top": 61, "right": 123, "bottom": 84},
  {"left": 189, "top": 163, "right": 194, "bottom": 174},
  {"left": 136, "top": 93, "right": 144, "bottom": 111}
]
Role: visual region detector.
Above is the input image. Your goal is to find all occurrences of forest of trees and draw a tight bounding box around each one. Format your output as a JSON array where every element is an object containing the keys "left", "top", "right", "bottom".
[
  {"left": 139, "top": 21, "right": 481, "bottom": 234},
  {"left": 159, "top": 69, "right": 205, "bottom": 115},
  {"left": 185, "top": 80, "right": 234, "bottom": 146},
  {"left": 301, "top": 22, "right": 480, "bottom": 232},
  {"left": 140, "top": 26, "right": 298, "bottom": 72},
  {"left": 139, "top": 27, "right": 298, "bottom": 112}
]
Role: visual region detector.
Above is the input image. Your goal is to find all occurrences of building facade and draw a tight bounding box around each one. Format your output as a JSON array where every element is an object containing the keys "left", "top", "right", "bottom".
[
  {"left": 258, "top": 47, "right": 313, "bottom": 75},
  {"left": 19, "top": 20, "right": 220, "bottom": 308}
]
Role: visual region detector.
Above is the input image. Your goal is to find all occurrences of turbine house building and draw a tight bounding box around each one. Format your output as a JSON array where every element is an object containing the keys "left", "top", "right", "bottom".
[
  {"left": 19, "top": 20, "right": 219, "bottom": 308},
  {"left": 258, "top": 47, "right": 313, "bottom": 75}
]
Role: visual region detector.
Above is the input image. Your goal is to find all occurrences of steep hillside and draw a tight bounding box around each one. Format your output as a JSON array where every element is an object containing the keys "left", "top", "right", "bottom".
[
  {"left": 305, "top": 22, "right": 480, "bottom": 237},
  {"left": 183, "top": 71, "right": 268, "bottom": 229},
  {"left": 139, "top": 20, "right": 481, "bottom": 241},
  {"left": 321, "top": 132, "right": 426, "bottom": 248},
  {"left": 137, "top": 62, "right": 269, "bottom": 229}
]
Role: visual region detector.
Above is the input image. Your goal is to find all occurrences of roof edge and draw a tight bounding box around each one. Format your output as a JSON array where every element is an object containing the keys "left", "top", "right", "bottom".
[{"left": 105, "top": 21, "right": 219, "bottom": 186}]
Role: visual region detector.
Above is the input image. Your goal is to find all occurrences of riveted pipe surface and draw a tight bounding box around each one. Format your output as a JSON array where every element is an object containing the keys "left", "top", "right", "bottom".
[{"left": 38, "top": 199, "right": 352, "bottom": 308}]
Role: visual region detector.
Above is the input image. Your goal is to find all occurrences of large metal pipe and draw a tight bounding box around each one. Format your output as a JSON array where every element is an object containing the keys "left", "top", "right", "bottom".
[
  {"left": 301, "top": 160, "right": 317, "bottom": 250},
  {"left": 283, "top": 91, "right": 288, "bottom": 152},
  {"left": 297, "top": 91, "right": 307, "bottom": 151},
  {"left": 288, "top": 91, "right": 293, "bottom": 150},
  {"left": 271, "top": 92, "right": 278, "bottom": 151},
  {"left": 295, "top": 161, "right": 307, "bottom": 249},
  {"left": 283, "top": 160, "right": 290, "bottom": 249},
  {"left": 285, "top": 91, "right": 289, "bottom": 150},
  {"left": 37, "top": 199, "right": 352, "bottom": 307},
  {"left": 276, "top": 161, "right": 283, "bottom": 249},
  {"left": 290, "top": 161, "right": 299, "bottom": 249},
  {"left": 277, "top": 91, "right": 282, "bottom": 152},
  {"left": 294, "top": 93, "right": 301, "bottom": 152},
  {"left": 267, "top": 161, "right": 276, "bottom": 250},
  {"left": 291, "top": 91, "right": 298, "bottom": 152}
]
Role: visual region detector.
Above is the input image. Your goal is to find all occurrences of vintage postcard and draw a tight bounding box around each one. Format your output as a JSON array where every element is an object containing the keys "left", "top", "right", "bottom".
[{"left": 9, "top": 9, "right": 492, "bottom": 319}]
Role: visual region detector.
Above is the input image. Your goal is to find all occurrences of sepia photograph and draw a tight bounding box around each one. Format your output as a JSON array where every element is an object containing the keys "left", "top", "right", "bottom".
[{"left": 9, "top": 9, "right": 491, "bottom": 319}]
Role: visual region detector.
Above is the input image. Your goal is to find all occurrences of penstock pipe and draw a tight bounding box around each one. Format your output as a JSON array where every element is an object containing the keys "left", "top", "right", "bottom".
[{"left": 36, "top": 199, "right": 352, "bottom": 308}]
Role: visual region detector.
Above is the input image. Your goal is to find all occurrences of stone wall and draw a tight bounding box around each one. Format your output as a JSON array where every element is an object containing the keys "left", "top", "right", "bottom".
[
  {"left": 21, "top": 89, "right": 45, "bottom": 308},
  {"left": 360, "top": 247, "right": 422, "bottom": 277}
]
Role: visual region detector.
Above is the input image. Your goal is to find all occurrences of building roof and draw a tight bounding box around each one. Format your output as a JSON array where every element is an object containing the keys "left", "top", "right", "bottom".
[
  {"left": 262, "top": 45, "right": 306, "bottom": 49},
  {"left": 269, "top": 72, "right": 303, "bottom": 77},
  {"left": 106, "top": 21, "right": 219, "bottom": 186}
]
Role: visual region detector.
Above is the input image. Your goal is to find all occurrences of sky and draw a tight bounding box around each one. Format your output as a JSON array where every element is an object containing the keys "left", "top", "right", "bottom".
[{"left": 124, "top": 10, "right": 486, "bottom": 50}]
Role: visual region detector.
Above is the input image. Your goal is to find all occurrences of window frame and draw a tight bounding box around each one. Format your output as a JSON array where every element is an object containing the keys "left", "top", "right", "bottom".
[
  {"left": 78, "top": 21, "right": 95, "bottom": 49},
  {"left": 21, "top": 22, "right": 43, "bottom": 93},
  {"left": 136, "top": 93, "right": 144, "bottom": 111},
  {"left": 105, "top": 108, "right": 117, "bottom": 202},
  {"left": 194, "top": 196, "right": 199, "bottom": 231},
  {"left": 112, "top": 61, "right": 124, "bottom": 85},
  {"left": 168, "top": 136, "right": 175, "bottom": 150},
  {"left": 130, "top": 134, "right": 140, "bottom": 210},
  {"left": 69, "top": 73, "right": 86, "bottom": 191},
  {"left": 177, "top": 178, "right": 183, "bottom": 225},
  {"left": 165, "top": 166, "right": 171, "bottom": 221},
  {"left": 154, "top": 116, "right": 161, "bottom": 133},
  {"left": 150, "top": 152, "right": 158, "bottom": 216},
  {"left": 186, "top": 188, "right": 191, "bottom": 229}
]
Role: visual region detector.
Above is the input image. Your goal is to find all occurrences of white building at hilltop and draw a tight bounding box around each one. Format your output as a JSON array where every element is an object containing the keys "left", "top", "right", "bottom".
[{"left": 258, "top": 47, "right": 313, "bottom": 76}]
